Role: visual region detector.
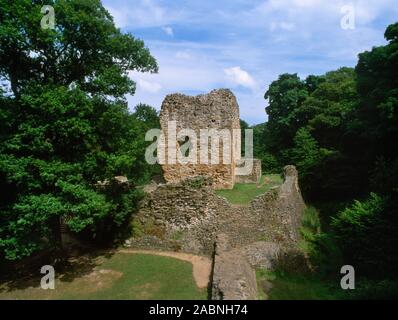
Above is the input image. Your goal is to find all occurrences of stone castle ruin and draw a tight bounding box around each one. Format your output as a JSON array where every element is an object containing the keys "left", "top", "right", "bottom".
[
  {"left": 159, "top": 89, "right": 261, "bottom": 189},
  {"left": 130, "top": 89, "right": 307, "bottom": 300}
]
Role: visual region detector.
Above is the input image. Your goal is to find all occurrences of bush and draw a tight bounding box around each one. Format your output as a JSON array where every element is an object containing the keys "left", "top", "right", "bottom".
[
  {"left": 299, "top": 206, "right": 342, "bottom": 276},
  {"left": 332, "top": 193, "right": 398, "bottom": 278},
  {"left": 259, "top": 153, "right": 280, "bottom": 173},
  {"left": 302, "top": 206, "right": 321, "bottom": 234},
  {"left": 348, "top": 279, "right": 398, "bottom": 300}
]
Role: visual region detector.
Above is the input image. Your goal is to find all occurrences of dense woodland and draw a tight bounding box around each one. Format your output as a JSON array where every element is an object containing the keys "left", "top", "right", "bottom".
[
  {"left": 253, "top": 22, "right": 398, "bottom": 297},
  {"left": 0, "top": 0, "right": 397, "bottom": 298}
]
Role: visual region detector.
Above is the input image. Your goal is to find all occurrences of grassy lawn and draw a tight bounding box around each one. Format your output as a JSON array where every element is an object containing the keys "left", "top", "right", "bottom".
[
  {"left": 0, "top": 252, "right": 207, "bottom": 300},
  {"left": 256, "top": 269, "right": 346, "bottom": 300},
  {"left": 216, "top": 174, "right": 283, "bottom": 205}
]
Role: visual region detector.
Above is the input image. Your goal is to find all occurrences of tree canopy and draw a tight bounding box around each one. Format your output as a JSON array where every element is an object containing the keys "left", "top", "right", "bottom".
[
  {"left": 256, "top": 22, "right": 398, "bottom": 282},
  {"left": 0, "top": 0, "right": 159, "bottom": 260}
]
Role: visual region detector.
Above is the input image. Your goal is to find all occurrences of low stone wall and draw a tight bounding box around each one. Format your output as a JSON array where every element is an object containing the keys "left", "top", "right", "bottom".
[
  {"left": 131, "top": 165, "right": 307, "bottom": 299},
  {"left": 241, "top": 241, "right": 282, "bottom": 270},
  {"left": 132, "top": 176, "right": 231, "bottom": 255},
  {"left": 211, "top": 234, "right": 258, "bottom": 300},
  {"left": 249, "top": 165, "right": 305, "bottom": 244},
  {"left": 234, "top": 159, "right": 262, "bottom": 184},
  {"left": 132, "top": 165, "right": 305, "bottom": 252}
]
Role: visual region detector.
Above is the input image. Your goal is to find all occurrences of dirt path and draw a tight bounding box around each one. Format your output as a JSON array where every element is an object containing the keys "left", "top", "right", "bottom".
[{"left": 119, "top": 249, "right": 212, "bottom": 289}]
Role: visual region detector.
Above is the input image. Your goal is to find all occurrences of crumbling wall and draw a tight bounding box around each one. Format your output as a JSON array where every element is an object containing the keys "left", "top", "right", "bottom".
[
  {"left": 235, "top": 159, "right": 262, "bottom": 184},
  {"left": 216, "top": 165, "right": 305, "bottom": 248},
  {"left": 249, "top": 165, "right": 305, "bottom": 244},
  {"left": 132, "top": 165, "right": 305, "bottom": 255},
  {"left": 159, "top": 89, "right": 241, "bottom": 189},
  {"left": 211, "top": 234, "right": 258, "bottom": 300},
  {"left": 131, "top": 166, "right": 307, "bottom": 299},
  {"left": 132, "top": 176, "right": 231, "bottom": 255}
]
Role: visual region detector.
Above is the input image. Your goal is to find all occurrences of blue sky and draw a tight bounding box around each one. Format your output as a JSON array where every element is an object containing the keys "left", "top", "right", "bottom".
[{"left": 102, "top": 0, "right": 398, "bottom": 125}]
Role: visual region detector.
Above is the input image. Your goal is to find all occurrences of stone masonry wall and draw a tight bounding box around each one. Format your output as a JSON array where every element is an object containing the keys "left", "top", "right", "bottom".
[
  {"left": 131, "top": 166, "right": 307, "bottom": 299},
  {"left": 159, "top": 89, "right": 241, "bottom": 189},
  {"left": 249, "top": 165, "right": 305, "bottom": 244},
  {"left": 235, "top": 159, "right": 262, "bottom": 184},
  {"left": 132, "top": 176, "right": 231, "bottom": 255},
  {"left": 211, "top": 234, "right": 258, "bottom": 300},
  {"left": 132, "top": 165, "right": 305, "bottom": 254}
]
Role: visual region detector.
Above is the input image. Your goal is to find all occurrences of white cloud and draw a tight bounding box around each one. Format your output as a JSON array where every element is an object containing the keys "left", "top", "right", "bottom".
[
  {"left": 270, "top": 21, "right": 295, "bottom": 31},
  {"left": 105, "top": 0, "right": 182, "bottom": 29},
  {"left": 137, "top": 78, "right": 162, "bottom": 93},
  {"left": 127, "top": 43, "right": 227, "bottom": 111},
  {"left": 102, "top": 0, "right": 398, "bottom": 124},
  {"left": 292, "top": 0, "right": 322, "bottom": 8},
  {"left": 224, "top": 67, "right": 257, "bottom": 90},
  {"left": 162, "top": 26, "right": 174, "bottom": 36},
  {"left": 176, "top": 51, "right": 192, "bottom": 60}
]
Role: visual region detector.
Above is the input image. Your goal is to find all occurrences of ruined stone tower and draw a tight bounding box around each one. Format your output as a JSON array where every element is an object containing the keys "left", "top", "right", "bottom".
[{"left": 159, "top": 89, "right": 241, "bottom": 189}]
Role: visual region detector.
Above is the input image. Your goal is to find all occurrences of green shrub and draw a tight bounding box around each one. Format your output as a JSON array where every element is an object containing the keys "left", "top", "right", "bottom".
[
  {"left": 130, "top": 218, "right": 165, "bottom": 240},
  {"left": 299, "top": 206, "right": 342, "bottom": 276},
  {"left": 331, "top": 193, "right": 398, "bottom": 278},
  {"left": 260, "top": 153, "right": 280, "bottom": 173},
  {"left": 131, "top": 219, "right": 144, "bottom": 238},
  {"left": 299, "top": 206, "right": 321, "bottom": 250},
  {"left": 302, "top": 206, "right": 321, "bottom": 233},
  {"left": 348, "top": 279, "right": 398, "bottom": 300}
]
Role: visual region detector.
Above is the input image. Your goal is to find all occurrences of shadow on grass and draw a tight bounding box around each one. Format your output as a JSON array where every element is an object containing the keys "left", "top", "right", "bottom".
[{"left": 0, "top": 247, "right": 117, "bottom": 293}]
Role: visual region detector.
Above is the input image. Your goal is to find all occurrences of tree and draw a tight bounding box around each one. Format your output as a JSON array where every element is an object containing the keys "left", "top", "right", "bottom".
[
  {"left": 0, "top": 0, "right": 157, "bottom": 98},
  {"left": 292, "top": 128, "right": 332, "bottom": 177},
  {"left": 263, "top": 68, "right": 362, "bottom": 200},
  {"left": 299, "top": 68, "right": 358, "bottom": 150},
  {"left": 257, "top": 22, "right": 398, "bottom": 290},
  {"left": 130, "top": 104, "right": 161, "bottom": 182},
  {"left": 264, "top": 73, "right": 308, "bottom": 164},
  {"left": 0, "top": 0, "right": 158, "bottom": 260},
  {"left": 252, "top": 123, "right": 279, "bottom": 172},
  {"left": 239, "top": 119, "right": 250, "bottom": 157},
  {"left": 355, "top": 22, "right": 398, "bottom": 193},
  {"left": 133, "top": 104, "right": 160, "bottom": 130}
]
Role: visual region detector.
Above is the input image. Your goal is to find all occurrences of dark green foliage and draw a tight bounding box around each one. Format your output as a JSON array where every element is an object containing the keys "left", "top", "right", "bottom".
[
  {"left": 299, "top": 206, "right": 342, "bottom": 277},
  {"left": 260, "top": 22, "right": 398, "bottom": 289},
  {"left": 240, "top": 120, "right": 249, "bottom": 131},
  {"left": 301, "top": 206, "right": 321, "bottom": 235},
  {"left": 0, "top": 0, "right": 157, "bottom": 98},
  {"left": 264, "top": 73, "right": 308, "bottom": 163},
  {"left": 261, "top": 69, "right": 347, "bottom": 190},
  {"left": 347, "top": 279, "right": 398, "bottom": 300},
  {"left": 292, "top": 128, "right": 333, "bottom": 179},
  {"left": 355, "top": 22, "right": 398, "bottom": 194},
  {"left": 252, "top": 123, "right": 280, "bottom": 172},
  {"left": 263, "top": 67, "right": 361, "bottom": 200},
  {"left": 0, "top": 0, "right": 158, "bottom": 260},
  {"left": 133, "top": 103, "right": 160, "bottom": 130},
  {"left": 332, "top": 194, "right": 398, "bottom": 278},
  {"left": 240, "top": 119, "right": 249, "bottom": 157}
]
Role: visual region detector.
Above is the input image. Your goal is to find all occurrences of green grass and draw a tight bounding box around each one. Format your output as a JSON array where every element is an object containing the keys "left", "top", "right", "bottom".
[
  {"left": 298, "top": 206, "right": 322, "bottom": 253},
  {"left": 0, "top": 253, "right": 207, "bottom": 300},
  {"left": 257, "top": 204, "right": 344, "bottom": 301},
  {"left": 216, "top": 174, "right": 283, "bottom": 205},
  {"left": 256, "top": 269, "right": 346, "bottom": 300},
  {"left": 256, "top": 269, "right": 269, "bottom": 300},
  {"left": 301, "top": 206, "right": 321, "bottom": 233}
]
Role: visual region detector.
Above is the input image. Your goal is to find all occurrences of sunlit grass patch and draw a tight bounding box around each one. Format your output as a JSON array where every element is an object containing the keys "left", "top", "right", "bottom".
[{"left": 216, "top": 174, "right": 282, "bottom": 205}]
